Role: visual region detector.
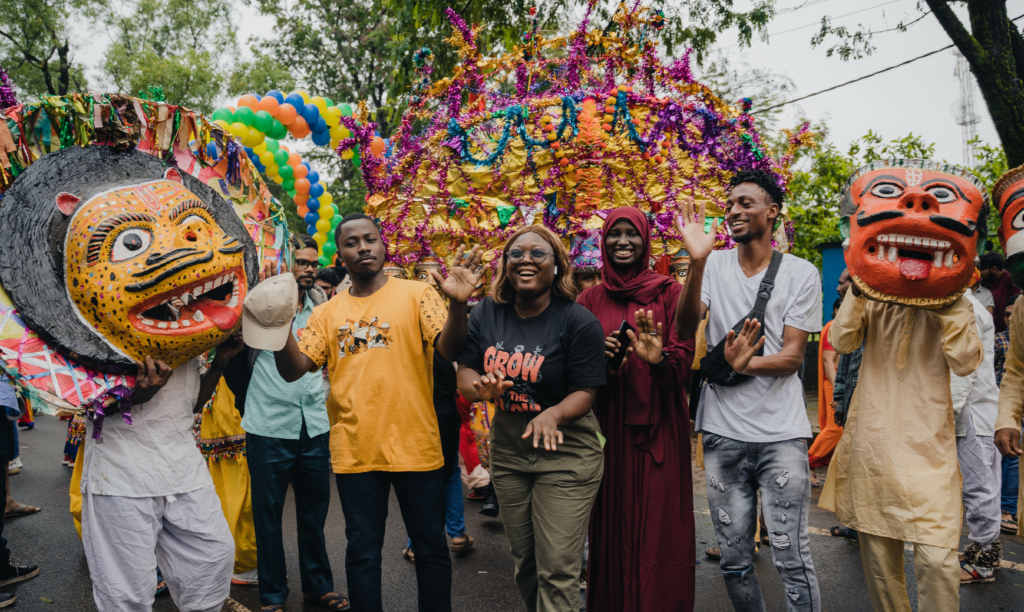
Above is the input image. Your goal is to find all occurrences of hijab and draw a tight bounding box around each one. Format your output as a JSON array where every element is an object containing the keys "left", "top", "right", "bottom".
[{"left": 599, "top": 208, "right": 675, "bottom": 306}]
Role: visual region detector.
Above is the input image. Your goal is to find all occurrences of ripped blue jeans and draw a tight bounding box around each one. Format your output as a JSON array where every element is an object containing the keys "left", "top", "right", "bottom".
[{"left": 703, "top": 433, "right": 821, "bottom": 612}]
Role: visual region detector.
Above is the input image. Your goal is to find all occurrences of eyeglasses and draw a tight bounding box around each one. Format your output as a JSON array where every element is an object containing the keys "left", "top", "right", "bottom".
[
  {"left": 294, "top": 259, "right": 322, "bottom": 270},
  {"left": 507, "top": 248, "right": 550, "bottom": 264}
]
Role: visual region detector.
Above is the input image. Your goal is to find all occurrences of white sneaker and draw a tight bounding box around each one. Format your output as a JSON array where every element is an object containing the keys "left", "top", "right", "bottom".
[
  {"left": 7, "top": 458, "right": 22, "bottom": 475},
  {"left": 231, "top": 569, "right": 258, "bottom": 585}
]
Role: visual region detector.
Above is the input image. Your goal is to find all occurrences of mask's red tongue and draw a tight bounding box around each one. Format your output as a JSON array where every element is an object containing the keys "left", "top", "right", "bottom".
[
  {"left": 196, "top": 298, "right": 239, "bottom": 330},
  {"left": 899, "top": 258, "right": 932, "bottom": 280}
]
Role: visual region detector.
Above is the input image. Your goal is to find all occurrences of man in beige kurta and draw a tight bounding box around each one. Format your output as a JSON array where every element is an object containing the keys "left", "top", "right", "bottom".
[
  {"left": 995, "top": 300, "right": 1024, "bottom": 536},
  {"left": 822, "top": 291, "right": 983, "bottom": 612}
]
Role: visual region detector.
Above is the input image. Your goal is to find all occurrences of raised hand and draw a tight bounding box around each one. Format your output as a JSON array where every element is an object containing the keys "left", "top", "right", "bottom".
[
  {"left": 134, "top": 356, "right": 173, "bottom": 403},
  {"left": 627, "top": 309, "right": 664, "bottom": 365},
  {"left": 472, "top": 369, "right": 514, "bottom": 401},
  {"left": 432, "top": 244, "right": 485, "bottom": 304},
  {"left": 674, "top": 198, "right": 718, "bottom": 263},
  {"left": 214, "top": 330, "right": 245, "bottom": 366},
  {"left": 604, "top": 330, "right": 633, "bottom": 372},
  {"left": 723, "top": 318, "right": 765, "bottom": 375},
  {"left": 522, "top": 410, "right": 563, "bottom": 451}
]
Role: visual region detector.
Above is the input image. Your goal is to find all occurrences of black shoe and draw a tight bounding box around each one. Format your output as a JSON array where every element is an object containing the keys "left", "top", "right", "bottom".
[
  {"left": 479, "top": 484, "right": 499, "bottom": 517},
  {"left": 0, "top": 592, "right": 13, "bottom": 608},
  {"left": 0, "top": 562, "right": 38, "bottom": 587}
]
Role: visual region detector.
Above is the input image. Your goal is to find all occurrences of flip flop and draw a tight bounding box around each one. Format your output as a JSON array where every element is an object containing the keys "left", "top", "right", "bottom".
[
  {"left": 4, "top": 504, "right": 40, "bottom": 519},
  {"left": 303, "top": 592, "right": 350, "bottom": 611},
  {"left": 402, "top": 547, "right": 415, "bottom": 563},
  {"left": 1002, "top": 515, "right": 1018, "bottom": 534}
]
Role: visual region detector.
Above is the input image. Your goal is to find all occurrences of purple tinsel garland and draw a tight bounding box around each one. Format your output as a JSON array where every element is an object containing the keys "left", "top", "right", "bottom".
[{"left": 0, "top": 66, "right": 17, "bottom": 110}]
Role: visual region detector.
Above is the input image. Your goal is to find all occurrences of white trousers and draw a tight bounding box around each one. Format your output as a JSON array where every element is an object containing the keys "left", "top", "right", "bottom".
[
  {"left": 82, "top": 484, "right": 234, "bottom": 612},
  {"left": 957, "top": 413, "right": 1002, "bottom": 546}
]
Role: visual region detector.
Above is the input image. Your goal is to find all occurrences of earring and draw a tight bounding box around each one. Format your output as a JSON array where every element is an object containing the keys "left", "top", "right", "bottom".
[{"left": 555, "top": 265, "right": 559, "bottom": 275}]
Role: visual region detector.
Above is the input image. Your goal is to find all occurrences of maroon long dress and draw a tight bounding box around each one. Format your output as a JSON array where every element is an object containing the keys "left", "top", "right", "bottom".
[{"left": 578, "top": 208, "right": 696, "bottom": 612}]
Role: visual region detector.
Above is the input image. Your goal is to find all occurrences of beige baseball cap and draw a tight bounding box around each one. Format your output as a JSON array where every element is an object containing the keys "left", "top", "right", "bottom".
[{"left": 242, "top": 273, "right": 299, "bottom": 351}]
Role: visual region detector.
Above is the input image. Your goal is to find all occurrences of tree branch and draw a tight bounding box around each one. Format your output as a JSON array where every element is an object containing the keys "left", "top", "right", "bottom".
[{"left": 925, "top": 0, "right": 985, "bottom": 64}]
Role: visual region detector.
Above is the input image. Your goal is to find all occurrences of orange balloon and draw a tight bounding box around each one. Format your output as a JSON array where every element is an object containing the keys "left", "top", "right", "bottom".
[
  {"left": 277, "top": 103, "right": 298, "bottom": 125},
  {"left": 288, "top": 153, "right": 302, "bottom": 167},
  {"left": 295, "top": 178, "right": 311, "bottom": 194},
  {"left": 257, "top": 96, "right": 280, "bottom": 116},
  {"left": 279, "top": 143, "right": 290, "bottom": 152},
  {"left": 370, "top": 136, "right": 385, "bottom": 156},
  {"left": 237, "top": 95, "right": 259, "bottom": 110},
  {"left": 297, "top": 205, "right": 310, "bottom": 217},
  {"left": 294, "top": 164, "right": 308, "bottom": 179},
  {"left": 288, "top": 116, "right": 309, "bottom": 138},
  {"left": 294, "top": 193, "right": 309, "bottom": 206}
]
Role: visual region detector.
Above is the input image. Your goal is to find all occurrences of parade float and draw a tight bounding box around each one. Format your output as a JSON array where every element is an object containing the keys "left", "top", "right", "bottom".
[
  {"left": 334, "top": 0, "right": 813, "bottom": 282},
  {"left": 993, "top": 163, "right": 1024, "bottom": 289},
  {"left": 839, "top": 160, "right": 989, "bottom": 308}
]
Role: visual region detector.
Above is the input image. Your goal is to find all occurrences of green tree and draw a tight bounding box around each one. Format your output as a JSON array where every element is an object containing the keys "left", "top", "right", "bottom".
[
  {"left": 0, "top": 0, "right": 93, "bottom": 97},
  {"left": 98, "top": 0, "right": 237, "bottom": 113},
  {"left": 810, "top": 1, "right": 1024, "bottom": 167}
]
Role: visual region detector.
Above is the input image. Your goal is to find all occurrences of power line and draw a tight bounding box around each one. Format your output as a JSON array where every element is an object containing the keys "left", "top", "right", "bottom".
[
  {"left": 751, "top": 12, "right": 1024, "bottom": 114},
  {"left": 720, "top": 0, "right": 905, "bottom": 50}
]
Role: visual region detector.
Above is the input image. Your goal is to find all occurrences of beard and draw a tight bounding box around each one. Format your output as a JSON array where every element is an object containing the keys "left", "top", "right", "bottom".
[{"left": 296, "top": 276, "right": 316, "bottom": 290}]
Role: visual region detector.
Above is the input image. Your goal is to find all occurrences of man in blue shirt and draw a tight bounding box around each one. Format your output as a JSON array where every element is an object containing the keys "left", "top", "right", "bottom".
[
  {"left": 0, "top": 379, "right": 39, "bottom": 607},
  {"left": 227, "top": 235, "right": 346, "bottom": 612}
]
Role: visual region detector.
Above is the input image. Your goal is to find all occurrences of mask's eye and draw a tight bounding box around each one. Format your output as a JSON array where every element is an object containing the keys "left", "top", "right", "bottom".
[
  {"left": 870, "top": 183, "right": 904, "bottom": 198},
  {"left": 177, "top": 213, "right": 210, "bottom": 226},
  {"left": 111, "top": 228, "right": 152, "bottom": 262},
  {"left": 926, "top": 185, "right": 958, "bottom": 203},
  {"left": 1012, "top": 209, "right": 1024, "bottom": 231}
]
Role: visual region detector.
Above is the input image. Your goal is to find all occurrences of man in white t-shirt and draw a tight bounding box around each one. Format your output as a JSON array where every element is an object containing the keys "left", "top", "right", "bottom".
[
  {"left": 675, "top": 169, "right": 822, "bottom": 612},
  {"left": 81, "top": 339, "right": 242, "bottom": 612},
  {"left": 950, "top": 281, "right": 1003, "bottom": 583}
]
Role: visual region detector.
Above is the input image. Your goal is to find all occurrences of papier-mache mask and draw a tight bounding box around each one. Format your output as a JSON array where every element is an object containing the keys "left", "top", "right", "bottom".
[
  {"left": 0, "top": 146, "right": 258, "bottom": 373},
  {"left": 839, "top": 159, "right": 988, "bottom": 309},
  {"left": 993, "top": 164, "right": 1024, "bottom": 290}
]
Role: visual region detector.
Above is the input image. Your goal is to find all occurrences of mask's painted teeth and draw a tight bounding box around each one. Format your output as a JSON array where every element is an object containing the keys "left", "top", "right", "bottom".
[
  {"left": 136, "top": 271, "right": 240, "bottom": 329},
  {"left": 946, "top": 251, "right": 955, "bottom": 267},
  {"left": 888, "top": 247, "right": 898, "bottom": 262},
  {"left": 876, "top": 234, "right": 951, "bottom": 250},
  {"left": 934, "top": 251, "right": 943, "bottom": 267}
]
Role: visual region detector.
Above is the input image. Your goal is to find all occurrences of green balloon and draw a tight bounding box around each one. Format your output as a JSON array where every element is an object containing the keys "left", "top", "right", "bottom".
[
  {"left": 287, "top": 188, "right": 296, "bottom": 197},
  {"left": 253, "top": 110, "right": 274, "bottom": 133},
  {"left": 339, "top": 103, "right": 353, "bottom": 117},
  {"left": 323, "top": 97, "right": 334, "bottom": 107},
  {"left": 212, "top": 107, "right": 234, "bottom": 123},
  {"left": 273, "top": 149, "right": 289, "bottom": 165},
  {"left": 282, "top": 178, "right": 295, "bottom": 191},
  {"left": 330, "top": 215, "right": 341, "bottom": 228},
  {"left": 352, "top": 150, "right": 361, "bottom": 168},
  {"left": 234, "top": 106, "right": 255, "bottom": 126},
  {"left": 278, "top": 164, "right": 294, "bottom": 179},
  {"left": 265, "top": 138, "right": 280, "bottom": 152},
  {"left": 319, "top": 255, "right": 333, "bottom": 267},
  {"left": 322, "top": 241, "right": 337, "bottom": 257},
  {"left": 268, "top": 120, "right": 287, "bottom": 140}
]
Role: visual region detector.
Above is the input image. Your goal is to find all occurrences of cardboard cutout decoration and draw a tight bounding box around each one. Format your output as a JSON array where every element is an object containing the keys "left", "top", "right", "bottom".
[
  {"left": 0, "top": 146, "right": 259, "bottom": 373},
  {"left": 839, "top": 159, "right": 988, "bottom": 309},
  {"left": 993, "top": 164, "right": 1024, "bottom": 290}
]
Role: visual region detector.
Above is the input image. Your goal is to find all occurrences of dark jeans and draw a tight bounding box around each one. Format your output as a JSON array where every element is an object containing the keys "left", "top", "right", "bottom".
[
  {"left": 247, "top": 421, "right": 334, "bottom": 606},
  {"left": 1003, "top": 454, "right": 1020, "bottom": 516},
  {"left": 0, "top": 419, "right": 10, "bottom": 566},
  {"left": 336, "top": 470, "right": 451, "bottom": 612}
]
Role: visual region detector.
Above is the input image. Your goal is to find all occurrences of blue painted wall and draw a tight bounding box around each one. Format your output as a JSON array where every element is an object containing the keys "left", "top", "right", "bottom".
[{"left": 820, "top": 242, "right": 846, "bottom": 324}]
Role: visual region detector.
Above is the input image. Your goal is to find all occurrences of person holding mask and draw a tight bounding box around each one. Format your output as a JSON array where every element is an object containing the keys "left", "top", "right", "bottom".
[
  {"left": 577, "top": 208, "right": 696, "bottom": 611},
  {"left": 456, "top": 225, "right": 606, "bottom": 612}
]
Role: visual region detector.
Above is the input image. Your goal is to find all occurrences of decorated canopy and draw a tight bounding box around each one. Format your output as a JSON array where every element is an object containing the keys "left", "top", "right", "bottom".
[{"left": 338, "top": 1, "right": 812, "bottom": 274}]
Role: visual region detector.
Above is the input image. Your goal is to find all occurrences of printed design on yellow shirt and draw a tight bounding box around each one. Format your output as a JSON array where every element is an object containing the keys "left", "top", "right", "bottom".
[{"left": 337, "top": 317, "right": 393, "bottom": 357}]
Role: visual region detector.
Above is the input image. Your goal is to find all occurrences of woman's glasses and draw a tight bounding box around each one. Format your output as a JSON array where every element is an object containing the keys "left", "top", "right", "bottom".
[{"left": 507, "top": 248, "right": 551, "bottom": 264}]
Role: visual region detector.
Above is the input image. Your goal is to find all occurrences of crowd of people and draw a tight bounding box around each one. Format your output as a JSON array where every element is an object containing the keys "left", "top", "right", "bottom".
[{"left": 2, "top": 166, "right": 1023, "bottom": 612}]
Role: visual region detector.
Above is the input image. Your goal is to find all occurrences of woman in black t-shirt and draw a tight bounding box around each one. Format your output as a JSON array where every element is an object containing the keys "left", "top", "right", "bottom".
[{"left": 457, "top": 225, "right": 606, "bottom": 612}]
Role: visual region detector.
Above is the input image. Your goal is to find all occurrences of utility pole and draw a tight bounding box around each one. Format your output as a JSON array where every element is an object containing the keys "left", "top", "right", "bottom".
[{"left": 953, "top": 50, "right": 979, "bottom": 167}]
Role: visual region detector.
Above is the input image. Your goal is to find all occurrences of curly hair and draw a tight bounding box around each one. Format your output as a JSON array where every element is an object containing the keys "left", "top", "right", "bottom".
[
  {"left": 729, "top": 169, "right": 785, "bottom": 206},
  {"left": 491, "top": 225, "right": 578, "bottom": 304}
]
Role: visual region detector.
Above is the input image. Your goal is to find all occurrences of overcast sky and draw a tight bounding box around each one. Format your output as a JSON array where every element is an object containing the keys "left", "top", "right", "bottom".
[{"left": 80, "top": 0, "right": 1023, "bottom": 167}]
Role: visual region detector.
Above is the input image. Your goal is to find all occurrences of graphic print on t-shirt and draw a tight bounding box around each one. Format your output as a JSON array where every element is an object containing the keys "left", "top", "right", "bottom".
[
  {"left": 337, "top": 317, "right": 393, "bottom": 357},
  {"left": 484, "top": 341, "right": 546, "bottom": 412}
]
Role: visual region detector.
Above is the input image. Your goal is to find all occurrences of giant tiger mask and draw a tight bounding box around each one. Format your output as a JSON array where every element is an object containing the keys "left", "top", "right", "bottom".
[
  {"left": 993, "top": 164, "right": 1024, "bottom": 290},
  {"left": 0, "top": 146, "right": 258, "bottom": 373},
  {"left": 839, "top": 160, "right": 988, "bottom": 309}
]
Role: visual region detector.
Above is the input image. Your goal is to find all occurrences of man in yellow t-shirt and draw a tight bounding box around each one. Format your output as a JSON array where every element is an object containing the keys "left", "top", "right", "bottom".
[{"left": 270, "top": 213, "right": 485, "bottom": 612}]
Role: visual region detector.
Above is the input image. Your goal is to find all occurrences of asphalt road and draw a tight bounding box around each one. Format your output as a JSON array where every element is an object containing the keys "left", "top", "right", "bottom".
[{"left": 6, "top": 416, "right": 1024, "bottom": 611}]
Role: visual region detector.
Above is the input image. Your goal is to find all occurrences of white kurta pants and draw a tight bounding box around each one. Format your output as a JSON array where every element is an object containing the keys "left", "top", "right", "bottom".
[
  {"left": 957, "top": 413, "right": 1003, "bottom": 547},
  {"left": 82, "top": 484, "right": 234, "bottom": 612}
]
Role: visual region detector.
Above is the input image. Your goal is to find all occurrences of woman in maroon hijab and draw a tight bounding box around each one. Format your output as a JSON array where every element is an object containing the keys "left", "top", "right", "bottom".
[{"left": 578, "top": 208, "right": 696, "bottom": 612}]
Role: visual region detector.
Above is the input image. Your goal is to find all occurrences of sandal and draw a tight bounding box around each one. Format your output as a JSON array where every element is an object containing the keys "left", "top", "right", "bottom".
[
  {"left": 705, "top": 547, "right": 721, "bottom": 561},
  {"left": 4, "top": 504, "right": 40, "bottom": 519},
  {"left": 829, "top": 526, "right": 859, "bottom": 542},
  {"left": 960, "top": 560, "right": 996, "bottom": 584},
  {"left": 402, "top": 547, "right": 415, "bottom": 563},
  {"left": 450, "top": 534, "right": 474, "bottom": 553},
  {"left": 303, "top": 592, "right": 351, "bottom": 611},
  {"left": 1002, "top": 514, "right": 1018, "bottom": 534},
  {"left": 155, "top": 567, "right": 168, "bottom": 597},
  {"left": 260, "top": 606, "right": 284, "bottom": 612}
]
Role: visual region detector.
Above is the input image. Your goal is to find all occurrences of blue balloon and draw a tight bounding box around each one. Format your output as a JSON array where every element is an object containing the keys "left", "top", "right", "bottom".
[
  {"left": 310, "top": 183, "right": 325, "bottom": 198},
  {"left": 243, "top": 146, "right": 254, "bottom": 157},
  {"left": 302, "top": 162, "right": 310, "bottom": 169},
  {"left": 266, "top": 90, "right": 284, "bottom": 103},
  {"left": 303, "top": 103, "right": 321, "bottom": 125},
  {"left": 304, "top": 211, "right": 320, "bottom": 226},
  {"left": 307, "top": 170, "right": 320, "bottom": 184},
  {"left": 252, "top": 93, "right": 262, "bottom": 101},
  {"left": 310, "top": 117, "right": 328, "bottom": 134},
  {"left": 311, "top": 130, "right": 331, "bottom": 146},
  {"left": 307, "top": 197, "right": 320, "bottom": 211},
  {"left": 307, "top": 224, "right": 317, "bottom": 236},
  {"left": 285, "top": 93, "right": 305, "bottom": 109},
  {"left": 206, "top": 142, "right": 218, "bottom": 157}
]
